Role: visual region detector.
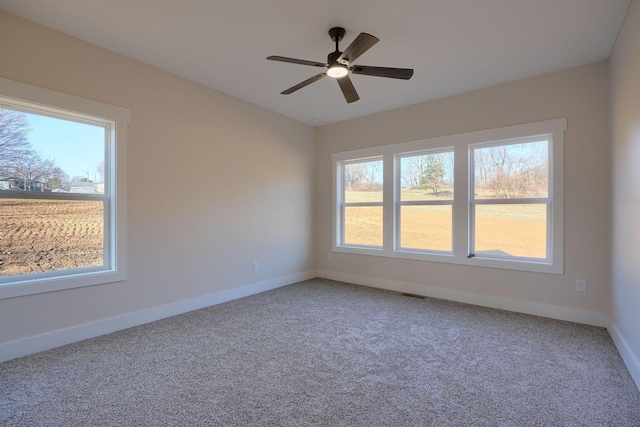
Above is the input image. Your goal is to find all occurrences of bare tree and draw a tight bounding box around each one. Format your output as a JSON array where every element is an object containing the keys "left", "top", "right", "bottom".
[
  {"left": 402, "top": 155, "right": 428, "bottom": 189},
  {"left": 474, "top": 149, "right": 491, "bottom": 188},
  {"left": 344, "top": 161, "right": 382, "bottom": 191},
  {"left": 344, "top": 162, "right": 366, "bottom": 189},
  {"left": 367, "top": 161, "right": 381, "bottom": 191},
  {"left": 474, "top": 143, "right": 548, "bottom": 198},
  {"left": 12, "top": 151, "right": 56, "bottom": 191},
  {"left": 96, "top": 160, "right": 105, "bottom": 182},
  {"left": 47, "top": 166, "right": 70, "bottom": 191},
  {"left": 0, "top": 108, "right": 32, "bottom": 177}
]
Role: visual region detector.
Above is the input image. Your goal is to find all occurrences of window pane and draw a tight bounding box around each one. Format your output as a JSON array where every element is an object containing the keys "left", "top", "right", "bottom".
[
  {"left": 0, "top": 108, "right": 105, "bottom": 195},
  {"left": 344, "top": 206, "right": 382, "bottom": 247},
  {"left": 344, "top": 160, "right": 383, "bottom": 203},
  {"left": 400, "top": 205, "right": 452, "bottom": 252},
  {"left": 400, "top": 152, "right": 453, "bottom": 201},
  {"left": 474, "top": 140, "right": 548, "bottom": 199},
  {"left": 474, "top": 204, "right": 547, "bottom": 259},
  {"left": 0, "top": 199, "right": 104, "bottom": 277}
]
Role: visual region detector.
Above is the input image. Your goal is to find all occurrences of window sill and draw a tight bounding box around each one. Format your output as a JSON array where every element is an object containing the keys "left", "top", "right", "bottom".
[
  {"left": 333, "top": 246, "right": 562, "bottom": 274},
  {"left": 0, "top": 267, "right": 126, "bottom": 300}
]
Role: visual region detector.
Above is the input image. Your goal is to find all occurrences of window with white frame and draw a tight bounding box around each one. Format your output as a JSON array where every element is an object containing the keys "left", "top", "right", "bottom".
[
  {"left": 470, "top": 138, "right": 550, "bottom": 261},
  {"left": 332, "top": 119, "right": 565, "bottom": 274},
  {"left": 397, "top": 149, "right": 454, "bottom": 253},
  {"left": 0, "top": 77, "right": 128, "bottom": 299},
  {"left": 340, "top": 158, "right": 384, "bottom": 248}
]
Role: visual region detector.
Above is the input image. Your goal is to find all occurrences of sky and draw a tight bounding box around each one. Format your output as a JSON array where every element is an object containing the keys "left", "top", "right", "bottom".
[{"left": 25, "top": 111, "right": 105, "bottom": 181}]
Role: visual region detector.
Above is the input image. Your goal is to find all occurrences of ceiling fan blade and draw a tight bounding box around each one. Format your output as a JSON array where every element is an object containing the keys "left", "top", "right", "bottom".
[
  {"left": 336, "top": 75, "right": 360, "bottom": 103},
  {"left": 337, "top": 33, "right": 379, "bottom": 65},
  {"left": 267, "top": 56, "right": 326, "bottom": 68},
  {"left": 281, "top": 73, "right": 327, "bottom": 94},
  {"left": 351, "top": 65, "right": 414, "bottom": 80}
]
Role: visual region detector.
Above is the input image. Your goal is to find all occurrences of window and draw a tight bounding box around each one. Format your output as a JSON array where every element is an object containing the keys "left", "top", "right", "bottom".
[
  {"left": 398, "top": 150, "right": 454, "bottom": 253},
  {"left": 0, "top": 77, "right": 129, "bottom": 299},
  {"left": 332, "top": 119, "right": 565, "bottom": 274},
  {"left": 470, "top": 138, "right": 550, "bottom": 261},
  {"left": 340, "top": 159, "right": 383, "bottom": 248}
]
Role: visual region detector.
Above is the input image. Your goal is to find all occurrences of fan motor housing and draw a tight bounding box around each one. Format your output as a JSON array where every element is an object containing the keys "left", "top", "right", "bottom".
[{"left": 327, "top": 50, "right": 343, "bottom": 66}]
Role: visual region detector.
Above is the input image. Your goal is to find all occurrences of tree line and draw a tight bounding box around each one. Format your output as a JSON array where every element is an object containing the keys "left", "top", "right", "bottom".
[
  {"left": 0, "top": 108, "right": 102, "bottom": 191},
  {"left": 345, "top": 144, "right": 547, "bottom": 199},
  {"left": 344, "top": 160, "right": 383, "bottom": 192},
  {"left": 401, "top": 152, "right": 453, "bottom": 195},
  {"left": 474, "top": 143, "right": 547, "bottom": 198}
]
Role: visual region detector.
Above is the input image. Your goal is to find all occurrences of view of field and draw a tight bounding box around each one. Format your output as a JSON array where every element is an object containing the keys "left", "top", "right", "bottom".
[
  {"left": 344, "top": 189, "right": 547, "bottom": 258},
  {"left": 0, "top": 199, "right": 104, "bottom": 277}
]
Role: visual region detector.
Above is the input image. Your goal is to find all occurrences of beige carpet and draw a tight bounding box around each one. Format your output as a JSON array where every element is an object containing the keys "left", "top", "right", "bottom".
[{"left": 1, "top": 278, "right": 639, "bottom": 426}]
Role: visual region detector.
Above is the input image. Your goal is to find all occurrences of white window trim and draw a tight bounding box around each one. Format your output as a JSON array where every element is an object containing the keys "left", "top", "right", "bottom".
[
  {"left": 331, "top": 118, "right": 566, "bottom": 274},
  {"left": 396, "top": 148, "right": 455, "bottom": 254},
  {"left": 339, "top": 157, "right": 384, "bottom": 249},
  {"left": 0, "top": 77, "right": 129, "bottom": 299},
  {"left": 469, "top": 136, "right": 554, "bottom": 264}
]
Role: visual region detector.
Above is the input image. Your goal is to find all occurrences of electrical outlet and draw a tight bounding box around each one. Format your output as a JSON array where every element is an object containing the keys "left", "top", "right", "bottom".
[
  {"left": 327, "top": 253, "right": 332, "bottom": 261},
  {"left": 575, "top": 279, "right": 587, "bottom": 292},
  {"left": 252, "top": 261, "right": 259, "bottom": 272}
]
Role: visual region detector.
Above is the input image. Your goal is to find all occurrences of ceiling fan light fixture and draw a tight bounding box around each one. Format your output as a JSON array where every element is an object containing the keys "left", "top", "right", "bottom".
[
  {"left": 327, "top": 65, "right": 348, "bottom": 78},
  {"left": 267, "top": 27, "right": 413, "bottom": 103}
]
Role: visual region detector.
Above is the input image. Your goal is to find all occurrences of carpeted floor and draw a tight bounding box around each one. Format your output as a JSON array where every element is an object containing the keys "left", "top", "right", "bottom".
[{"left": 1, "top": 278, "right": 639, "bottom": 426}]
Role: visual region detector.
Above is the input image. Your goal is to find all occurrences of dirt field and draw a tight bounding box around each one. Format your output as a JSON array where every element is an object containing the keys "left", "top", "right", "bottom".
[
  {"left": 344, "top": 190, "right": 547, "bottom": 258},
  {"left": 0, "top": 199, "right": 104, "bottom": 278}
]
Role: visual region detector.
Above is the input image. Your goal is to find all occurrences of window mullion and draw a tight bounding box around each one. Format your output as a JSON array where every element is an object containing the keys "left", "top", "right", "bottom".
[
  {"left": 383, "top": 153, "right": 395, "bottom": 252},
  {"left": 0, "top": 191, "right": 106, "bottom": 201},
  {"left": 399, "top": 200, "right": 454, "bottom": 206},
  {"left": 473, "top": 198, "right": 549, "bottom": 205},
  {"left": 333, "top": 160, "right": 341, "bottom": 248},
  {"left": 453, "top": 144, "right": 469, "bottom": 258},
  {"left": 343, "top": 202, "right": 384, "bottom": 207}
]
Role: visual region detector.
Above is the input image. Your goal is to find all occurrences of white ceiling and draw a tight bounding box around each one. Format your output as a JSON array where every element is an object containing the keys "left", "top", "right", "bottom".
[{"left": 0, "top": 0, "right": 631, "bottom": 126}]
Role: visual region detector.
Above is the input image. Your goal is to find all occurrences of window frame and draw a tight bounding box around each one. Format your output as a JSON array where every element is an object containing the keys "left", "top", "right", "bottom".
[
  {"left": 395, "top": 148, "right": 455, "bottom": 254},
  {"left": 332, "top": 118, "right": 565, "bottom": 274},
  {"left": 339, "top": 157, "right": 384, "bottom": 249},
  {"left": 0, "top": 77, "right": 129, "bottom": 299},
  {"left": 469, "top": 136, "right": 552, "bottom": 263}
]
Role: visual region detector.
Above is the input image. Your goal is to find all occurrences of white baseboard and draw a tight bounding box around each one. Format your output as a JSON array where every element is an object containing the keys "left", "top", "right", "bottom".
[
  {"left": 608, "top": 321, "right": 640, "bottom": 392},
  {"left": 0, "top": 270, "right": 315, "bottom": 363},
  {"left": 316, "top": 269, "right": 609, "bottom": 327}
]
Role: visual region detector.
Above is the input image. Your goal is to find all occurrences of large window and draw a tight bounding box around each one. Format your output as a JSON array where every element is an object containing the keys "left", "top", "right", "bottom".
[
  {"left": 398, "top": 150, "right": 454, "bottom": 253},
  {"left": 340, "top": 159, "right": 383, "bottom": 247},
  {"left": 470, "top": 138, "right": 550, "bottom": 261},
  {"left": 0, "top": 77, "right": 129, "bottom": 299},
  {"left": 332, "top": 119, "right": 565, "bottom": 274}
]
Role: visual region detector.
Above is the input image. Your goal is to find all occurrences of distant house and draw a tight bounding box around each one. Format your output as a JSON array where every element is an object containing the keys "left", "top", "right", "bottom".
[
  {"left": 0, "top": 177, "right": 51, "bottom": 192},
  {"left": 69, "top": 182, "right": 104, "bottom": 194}
]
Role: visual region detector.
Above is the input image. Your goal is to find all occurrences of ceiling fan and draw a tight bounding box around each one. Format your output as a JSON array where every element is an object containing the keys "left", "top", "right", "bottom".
[{"left": 267, "top": 27, "right": 414, "bottom": 103}]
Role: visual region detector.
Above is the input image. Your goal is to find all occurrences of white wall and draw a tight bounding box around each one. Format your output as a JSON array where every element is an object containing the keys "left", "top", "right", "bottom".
[
  {"left": 316, "top": 61, "right": 611, "bottom": 323},
  {"left": 609, "top": 0, "right": 640, "bottom": 387},
  {"left": 0, "top": 12, "right": 316, "bottom": 349}
]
